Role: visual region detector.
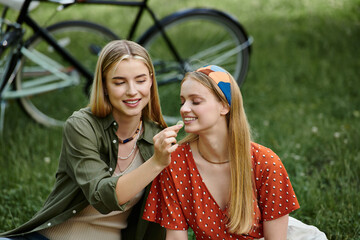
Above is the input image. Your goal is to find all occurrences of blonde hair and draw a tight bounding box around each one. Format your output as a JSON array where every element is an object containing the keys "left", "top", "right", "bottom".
[
  {"left": 88, "top": 40, "right": 167, "bottom": 128},
  {"left": 179, "top": 71, "right": 254, "bottom": 234}
]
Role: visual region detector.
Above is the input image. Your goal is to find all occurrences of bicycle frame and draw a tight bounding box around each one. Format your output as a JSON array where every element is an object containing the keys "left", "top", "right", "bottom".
[
  {"left": 73, "top": 0, "right": 253, "bottom": 86},
  {"left": 74, "top": 0, "right": 187, "bottom": 74},
  {"left": 0, "top": 0, "right": 93, "bottom": 100},
  {"left": 0, "top": 0, "right": 96, "bottom": 133},
  {"left": 0, "top": 0, "right": 253, "bottom": 132}
]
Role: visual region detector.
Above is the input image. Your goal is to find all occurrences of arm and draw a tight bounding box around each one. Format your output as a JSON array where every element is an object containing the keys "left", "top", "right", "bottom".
[
  {"left": 263, "top": 214, "right": 289, "bottom": 240},
  {"left": 63, "top": 115, "right": 182, "bottom": 212},
  {"left": 115, "top": 124, "right": 183, "bottom": 204},
  {"left": 252, "top": 144, "right": 300, "bottom": 239},
  {"left": 166, "top": 229, "right": 188, "bottom": 240}
]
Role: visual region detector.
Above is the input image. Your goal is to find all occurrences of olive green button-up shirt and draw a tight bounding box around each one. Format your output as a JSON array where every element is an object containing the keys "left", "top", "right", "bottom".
[{"left": 2, "top": 108, "right": 165, "bottom": 240}]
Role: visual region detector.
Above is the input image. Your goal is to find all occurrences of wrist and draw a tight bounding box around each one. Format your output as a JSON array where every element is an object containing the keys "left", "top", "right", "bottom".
[{"left": 148, "top": 156, "right": 169, "bottom": 172}]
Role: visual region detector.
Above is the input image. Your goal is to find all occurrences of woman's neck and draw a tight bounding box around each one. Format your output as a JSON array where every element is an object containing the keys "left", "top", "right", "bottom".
[
  {"left": 112, "top": 112, "right": 142, "bottom": 139},
  {"left": 196, "top": 116, "right": 229, "bottom": 162},
  {"left": 197, "top": 131, "right": 229, "bottom": 163}
]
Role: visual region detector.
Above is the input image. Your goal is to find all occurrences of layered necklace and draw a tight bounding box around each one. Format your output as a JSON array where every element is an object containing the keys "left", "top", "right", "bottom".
[
  {"left": 197, "top": 140, "right": 229, "bottom": 164},
  {"left": 118, "top": 120, "right": 142, "bottom": 144},
  {"left": 117, "top": 120, "right": 142, "bottom": 160}
]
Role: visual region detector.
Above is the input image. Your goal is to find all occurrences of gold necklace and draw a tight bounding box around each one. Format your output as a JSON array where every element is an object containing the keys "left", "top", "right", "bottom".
[{"left": 197, "top": 141, "right": 229, "bottom": 164}]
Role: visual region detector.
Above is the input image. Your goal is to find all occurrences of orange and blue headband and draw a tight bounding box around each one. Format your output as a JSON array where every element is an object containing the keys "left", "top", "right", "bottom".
[{"left": 196, "top": 65, "right": 232, "bottom": 106}]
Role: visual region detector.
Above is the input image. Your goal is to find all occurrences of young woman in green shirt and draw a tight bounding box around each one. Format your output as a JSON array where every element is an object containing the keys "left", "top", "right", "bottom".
[{"left": 0, "top": 40, "right": 182, "bottom": 240}]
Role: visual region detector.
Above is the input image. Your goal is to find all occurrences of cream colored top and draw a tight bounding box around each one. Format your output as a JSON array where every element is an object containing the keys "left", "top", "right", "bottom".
[{"left": 40, "top": 150, "right": 144, "bottom": 240}]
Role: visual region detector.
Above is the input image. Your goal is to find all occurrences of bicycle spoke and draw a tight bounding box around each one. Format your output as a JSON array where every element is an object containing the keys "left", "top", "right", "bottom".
[
  {"left": 187, "top": 42, "right": 243, "bottom": 67},
  {"left": 22, "top": 47, "right": 63, "bottom": 69},
  {"left": 188, "top": 40, "right": 234, "bottom": 62},
  {"left": 207, "top": 46, "right": 243, "bottom": 66},
  {"left": 20, "top": 72, "right": 77, "bottom": 88},
  {"left": 21, "top": 47, "right": 77, "bottom": 84},
  {"left": 4, "top": 80, "right": 78, "bottom": 99}
]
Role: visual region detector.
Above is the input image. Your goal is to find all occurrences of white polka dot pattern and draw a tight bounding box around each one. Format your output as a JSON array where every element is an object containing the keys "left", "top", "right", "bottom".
[{"left": 143, "top": 142, "right": 300, "bottom": 239}]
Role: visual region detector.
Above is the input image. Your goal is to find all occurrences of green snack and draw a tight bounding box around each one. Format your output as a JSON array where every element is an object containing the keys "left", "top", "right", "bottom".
[{"left": 176, "top": 120, "right": 184, "bottom": 127}]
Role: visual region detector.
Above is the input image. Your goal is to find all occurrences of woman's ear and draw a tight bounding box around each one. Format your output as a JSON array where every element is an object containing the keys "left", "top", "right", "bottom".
[
  {"left": 220, "top": 102, "right": 230, "bottom": 116},
  {"left": 150, "top": 72, "right": 154, "bottom": 87}
]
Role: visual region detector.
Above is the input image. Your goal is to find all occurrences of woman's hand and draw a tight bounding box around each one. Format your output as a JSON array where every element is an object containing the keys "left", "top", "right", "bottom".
[
  {"left": 115, "top": 122, "right": 183, "bottom": 205},
  {"left": 152, "top": 123, "right": 184, "bottom": 168}
]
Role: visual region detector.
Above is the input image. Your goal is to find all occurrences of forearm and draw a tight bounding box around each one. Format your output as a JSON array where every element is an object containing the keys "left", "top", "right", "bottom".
[
  {"left": 166, "top": 229, "right": 188, "bottom": 240},
  {"left": 116, "top": 123, "right": 183, "bottom": 205},
  {"left": 115, "top": 156, "right": 165, "bottom": 204},
  {"left": 263, "top": 214, "right": 289, "bottom": 240}
]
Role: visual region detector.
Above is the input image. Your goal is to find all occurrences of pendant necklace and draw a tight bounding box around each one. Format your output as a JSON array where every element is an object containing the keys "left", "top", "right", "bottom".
[
  {"left": 197, "top": 140, "right": 229, "bottom": 164},
  {"left": 118, "top": 120, "right": 142, "bottom": 144},
  {"left": 117, "top": 121, "right": 142, "bottom": 160}
]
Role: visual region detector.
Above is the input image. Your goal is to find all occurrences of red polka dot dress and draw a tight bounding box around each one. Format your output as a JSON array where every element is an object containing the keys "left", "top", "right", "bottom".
[{"left": 143, "top": 142, "right": 300, "bottom": 239}]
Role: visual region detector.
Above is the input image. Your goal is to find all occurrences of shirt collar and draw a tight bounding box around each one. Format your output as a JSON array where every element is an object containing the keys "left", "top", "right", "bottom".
[
  {"left": 102, "top": 113, "right": 116, "bottom": 130},
  {"left": 102, "top": 113, "right": 160, "bottom": 145},
  {"left": 140, "top": 119, "right": 161, "bottom": 144}
]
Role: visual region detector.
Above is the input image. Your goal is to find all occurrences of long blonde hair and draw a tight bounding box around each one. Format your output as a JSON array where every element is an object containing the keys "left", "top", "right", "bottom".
[
  {"left": 88, "top": 40, "right": 167, "bottom": 128},
  {"left": 180, "top": 71, "right": 254, "bottom": 234}
]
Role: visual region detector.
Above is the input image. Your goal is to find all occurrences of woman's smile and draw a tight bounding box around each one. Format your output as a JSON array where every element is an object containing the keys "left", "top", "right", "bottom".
[
  {"left": 183, "top": 116, "right": 197, "bottom": 124},
  {"left": 123, "top": 98, "right": 141, "bottom": 107}
]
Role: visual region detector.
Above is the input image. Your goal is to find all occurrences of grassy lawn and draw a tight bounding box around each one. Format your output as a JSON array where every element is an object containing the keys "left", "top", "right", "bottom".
[{"left": 1, "top": 0, "right": 359, "bottom": 239}]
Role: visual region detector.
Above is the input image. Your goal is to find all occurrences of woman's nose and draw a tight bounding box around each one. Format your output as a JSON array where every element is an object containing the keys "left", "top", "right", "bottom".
[
  {"left": 126, "top": 82, "right": 137, "bottom": 96},
  {"left": 180, "top": 102, "right": 190, "bottom": 114}
]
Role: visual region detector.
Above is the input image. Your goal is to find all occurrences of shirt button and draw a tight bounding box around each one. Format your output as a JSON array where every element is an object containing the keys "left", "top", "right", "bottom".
[
  {"left": 73, "top": 210, "right": 77, "bottom": 214},
  {"left": 47, "top": 222, "right": 51, "bottom": 226},
  {"left": 113, "top": 139, "right": 117, "bottom": 144},
  {"left": 109, "top": 168, "right": 113, "bottom": 172},
  {"left": 113, "top": 122, "right": 117, "bottom": 126}
]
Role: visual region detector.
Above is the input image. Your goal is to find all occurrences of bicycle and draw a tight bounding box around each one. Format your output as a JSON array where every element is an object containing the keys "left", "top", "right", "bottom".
[
  {"left": 0, "top": 0, "right": 253, "bottom": 132},
  {"left": 0, "top": 0, "right": 120, "bottom": 132}
]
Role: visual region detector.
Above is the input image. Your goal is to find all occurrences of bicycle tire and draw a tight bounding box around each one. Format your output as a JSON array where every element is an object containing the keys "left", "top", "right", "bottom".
[
  {"left": 15, "top": 20, "right": 119, "bottom": 127},
  {"left": 139, "top": 8, "right": 252, "bottom": 124}
]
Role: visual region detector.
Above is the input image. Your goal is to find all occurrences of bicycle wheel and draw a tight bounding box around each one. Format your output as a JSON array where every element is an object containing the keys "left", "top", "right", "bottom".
[
  {"left": 15, "top": 20, "right": 119, "bottom": 127},
  {"left": 139, "top": 9, "right": 252, "bottom": 124}
]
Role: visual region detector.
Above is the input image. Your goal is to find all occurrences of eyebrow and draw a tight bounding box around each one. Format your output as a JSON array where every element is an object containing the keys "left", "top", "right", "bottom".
[
  {"left": 112, "top": 73, "right": 148, "bottom": 80},
  {"left": 180, "top": 94, "right": 203, "bottom": 98}
]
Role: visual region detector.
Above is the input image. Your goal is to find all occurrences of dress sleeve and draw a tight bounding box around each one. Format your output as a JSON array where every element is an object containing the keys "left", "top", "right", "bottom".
[
  {"left": 143, "top": 166, "right": 189, "bottom": 231},
  {"left": 61, "top": 116, "right": 124, "bottom": 214},
  {"left": 253, "top": 144, "right": 300, "bottom": 222}
]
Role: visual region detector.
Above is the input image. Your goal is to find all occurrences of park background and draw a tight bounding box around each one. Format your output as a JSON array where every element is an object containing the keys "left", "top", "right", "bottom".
[{"left": 0, "top": 0, "right": 359, "bottom": 239}]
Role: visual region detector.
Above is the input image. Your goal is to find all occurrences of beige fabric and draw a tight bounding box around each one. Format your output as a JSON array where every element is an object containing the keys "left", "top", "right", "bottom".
[{"left": 40, "top": 151, "right": 144, "bottom": 240}]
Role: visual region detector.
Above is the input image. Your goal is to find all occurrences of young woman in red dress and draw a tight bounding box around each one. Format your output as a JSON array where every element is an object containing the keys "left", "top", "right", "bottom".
[{"left": 142, "top": 65, "right": 326, "bottom": 239}]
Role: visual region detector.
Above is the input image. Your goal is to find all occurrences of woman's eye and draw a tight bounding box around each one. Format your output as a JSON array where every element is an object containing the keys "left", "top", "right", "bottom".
[
  {"left": 193, "top": 101, "right": 201, "bottom": 105},
  {"left": 114, "top": 82, "right": 125, "bottom": 85},
  {"left": 137, "top": 79, "right": 147, "bottom": 83}
]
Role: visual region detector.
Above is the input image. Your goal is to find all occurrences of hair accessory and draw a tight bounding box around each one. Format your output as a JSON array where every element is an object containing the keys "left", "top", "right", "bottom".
[{"left": 196, "top": 65, "right": 232, "bottom": 106}]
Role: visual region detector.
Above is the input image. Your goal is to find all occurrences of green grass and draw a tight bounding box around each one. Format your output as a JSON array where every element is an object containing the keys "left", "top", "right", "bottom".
[{"left": 1, "top": 0, "right": 360, "bottom": 239}]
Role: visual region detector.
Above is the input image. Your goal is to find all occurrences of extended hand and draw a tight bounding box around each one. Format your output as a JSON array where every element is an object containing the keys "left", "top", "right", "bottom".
[{"left": 152, "top": 122, "right": 183, "bottom": 167}]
